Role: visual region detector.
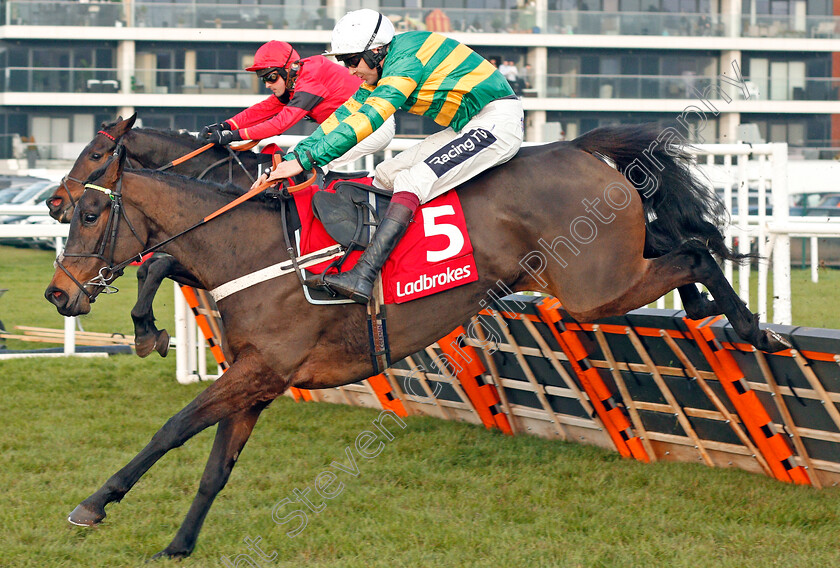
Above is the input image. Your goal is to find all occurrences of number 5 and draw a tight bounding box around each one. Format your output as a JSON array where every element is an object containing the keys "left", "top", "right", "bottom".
[{"left": 422, "top": 205, "right": 465, "bottom": 263}]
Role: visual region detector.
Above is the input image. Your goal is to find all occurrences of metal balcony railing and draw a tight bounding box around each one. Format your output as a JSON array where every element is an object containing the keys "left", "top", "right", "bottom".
[
  {"left": 1, "top": 67, "right": 119, "bottom": 93},
  {"left": 741, "top": 14, "right": 839, "bottom": 39},
  {"left": 545, "top": 10, "right": 735, "bottom": 36},
  {"left": 2, "top": 66, "right": 837, "bottom": 102},
  {"left": 2, "top": 1, "right": 838, "bottom": 40},
  {"left": 5, "top": 0, "right": 125, "bottom": 27},
  {"left": 544, "top": 73, "right": 839, "bottom": 101},
  {"left": 131, "top": 2, "right": 323, "bottom": 30}
]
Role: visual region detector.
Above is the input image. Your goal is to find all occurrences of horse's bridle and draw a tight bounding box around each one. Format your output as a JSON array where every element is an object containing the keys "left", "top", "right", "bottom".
[
  {"left": 55, "top": 145, "right": 316, "bottom": 303},
  {"left": 57, "top": 174, "right": 86, "bottom": 212},
  {"left": 54, "top": 172, "right": 145, "bottom": 302},
  {"left": 63, "top": 131, "right": 258, "bottom": 204}
]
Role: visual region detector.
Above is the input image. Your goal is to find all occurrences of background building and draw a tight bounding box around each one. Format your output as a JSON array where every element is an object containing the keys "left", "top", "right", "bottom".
[{"left": 0, "top": 0, "right": 838, "bottom": 164}]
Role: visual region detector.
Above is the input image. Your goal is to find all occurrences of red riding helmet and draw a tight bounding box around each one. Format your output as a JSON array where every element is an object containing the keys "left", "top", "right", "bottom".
[{"left": 245, "top": 41, "right": 300, "bottom": 72}]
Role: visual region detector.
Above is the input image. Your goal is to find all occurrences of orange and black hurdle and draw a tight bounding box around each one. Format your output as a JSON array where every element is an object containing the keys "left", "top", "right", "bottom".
[{"left": 277, "top": 293, "right": 840, "bottom": 486}]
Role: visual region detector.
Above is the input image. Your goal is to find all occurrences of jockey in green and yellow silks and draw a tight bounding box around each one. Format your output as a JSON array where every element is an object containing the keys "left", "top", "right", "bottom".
[{"left": 255, "top": 9, "right": 524, "bottom": 304}]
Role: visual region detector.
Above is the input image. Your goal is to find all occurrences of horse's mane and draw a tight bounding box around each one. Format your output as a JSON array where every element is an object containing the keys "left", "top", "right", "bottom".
[
  {"left": 98, "top": 118, "right": 199, "bottom": 147},
  {"left": 131, "top": 168, "right": 283, "bottom": 210},
  {"left": 133, "top": 127, "right": 206, "bottom": 146},
  {"left": 83, "top": 148, "right": 281, "bottom": 211},
  {"left": 123, "top": 127, "right": 262, "bottom": 166}
]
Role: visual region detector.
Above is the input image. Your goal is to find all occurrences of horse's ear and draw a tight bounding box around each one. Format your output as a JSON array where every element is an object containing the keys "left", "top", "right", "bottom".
[
  {"left": 110, "top": 114, "right": 136, "bottom": 139},
  {"left": 100, "top": 145, "right": 126, "bottom": 185}
]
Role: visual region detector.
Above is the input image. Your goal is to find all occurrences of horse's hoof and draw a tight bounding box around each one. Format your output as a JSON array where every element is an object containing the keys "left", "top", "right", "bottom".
[
  {"left": 134, "top": 335, "right": 155, "bottom": 358},
  {"left": 759, "top": 329, "right": 792, "bottom": 353},
  {"left": 150, "top": 547, "right": 191, "bottom": 561},
  {"left": 67, "top": 503, "right": 105, "bottom": 527},
  {"left": 154, "top": 330, "right": 170, "bottom": 358}
]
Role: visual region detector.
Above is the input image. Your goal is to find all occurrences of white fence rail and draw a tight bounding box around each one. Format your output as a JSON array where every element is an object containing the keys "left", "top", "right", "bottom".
[{"left": 691, "top": 143, "right": 791, "bottom": 324}]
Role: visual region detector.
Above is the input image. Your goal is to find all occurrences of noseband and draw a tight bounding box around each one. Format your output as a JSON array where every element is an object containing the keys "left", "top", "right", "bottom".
[
  {"left": 54, "top": 174, "right": 145, "bottom": 302},
  {"left": 55, "top": 150, "right": 317, "bottom": 302},
  {"left": 58, "top": 174, "right": 86, "bottom": 212}
]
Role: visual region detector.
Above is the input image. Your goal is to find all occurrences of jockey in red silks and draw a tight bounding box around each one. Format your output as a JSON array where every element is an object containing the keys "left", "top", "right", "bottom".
[
  {"left": 254, "top": 10, "right": 524, "bottom": 304},
  {"left": 198, "top": 40, "right": 395, "bottom": 173}
]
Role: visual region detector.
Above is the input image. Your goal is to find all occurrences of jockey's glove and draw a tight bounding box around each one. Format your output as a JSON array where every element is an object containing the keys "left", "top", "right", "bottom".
[
  {"left": 199, "top": 121, "right": 231, "bottom": 140},
  {"left": 210, "top": 129, "right": 241, "bottom": 146}
]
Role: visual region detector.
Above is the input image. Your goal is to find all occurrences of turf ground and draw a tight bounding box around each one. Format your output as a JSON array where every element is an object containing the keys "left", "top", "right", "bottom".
[{"left": 2, "top": 244, "right": 840, "bottom": 567}]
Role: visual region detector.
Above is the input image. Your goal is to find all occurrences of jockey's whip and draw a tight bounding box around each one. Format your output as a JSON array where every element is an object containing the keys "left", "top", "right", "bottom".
[
  {"left": 104, "top": 170, "right": 317, "bottom": 276},
  {"left": 203, "top": 170, "right": 316, "bottom": 222},
  {"left": 158, "top": 143, "right": 214, "bottom": 171},
  {"left": 158, "top": 140, "right": 260, "bottom": 171}
]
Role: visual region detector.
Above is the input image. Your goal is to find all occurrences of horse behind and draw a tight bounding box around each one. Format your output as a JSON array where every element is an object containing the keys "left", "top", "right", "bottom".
[
  {"left": 44, "top": 124, "right": 787, "bottom": 559},
  {"left": 47, "top": 113, "right": 265, "bottom": 357}
]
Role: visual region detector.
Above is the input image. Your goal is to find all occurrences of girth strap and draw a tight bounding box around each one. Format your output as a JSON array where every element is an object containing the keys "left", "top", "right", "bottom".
[{"left": 366, "top": 277, "right": 391, "bottom": 374}]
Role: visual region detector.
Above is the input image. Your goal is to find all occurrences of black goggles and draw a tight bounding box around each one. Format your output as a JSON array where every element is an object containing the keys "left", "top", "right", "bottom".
[
  {"left": 258, "top": 68, "right": 282, "bottom": 84},
  {"left": 336, "top": 52, "right": 365, "bottom": 68}
]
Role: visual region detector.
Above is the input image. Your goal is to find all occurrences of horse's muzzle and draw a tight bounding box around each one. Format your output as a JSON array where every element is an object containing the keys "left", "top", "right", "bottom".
[
  {"left": 46, "top": 197, "right": 72, "bottom": 223},
  {"left": 45, "top": 285, "right": 91, "bottom": 317}
]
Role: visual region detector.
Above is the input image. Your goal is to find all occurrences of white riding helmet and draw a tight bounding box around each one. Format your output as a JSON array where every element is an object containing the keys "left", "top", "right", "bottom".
[{"left": 324, "top": 9, "right": 395, "bottom": 57}]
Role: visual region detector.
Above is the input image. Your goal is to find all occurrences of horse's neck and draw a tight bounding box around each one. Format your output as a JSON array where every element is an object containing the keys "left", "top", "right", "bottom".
[
  {"left": 125, "top": 131, "right": 203, "bottom": 170},
  {"left": 129, "top": 173, "right": 287, "bottom": 289},
  {"left": 126, "top": 131, "right": 254, "bottom": 187}
]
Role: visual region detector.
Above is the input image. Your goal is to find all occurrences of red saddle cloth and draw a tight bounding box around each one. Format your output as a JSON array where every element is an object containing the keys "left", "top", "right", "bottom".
[{"left": 292, "top": 179, "right": 478, "bottom": 304}]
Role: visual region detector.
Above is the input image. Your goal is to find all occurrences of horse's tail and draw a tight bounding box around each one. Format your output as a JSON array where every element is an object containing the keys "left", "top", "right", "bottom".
[{"left": 569, "top": 122, "right": 745, "bottom": 263}]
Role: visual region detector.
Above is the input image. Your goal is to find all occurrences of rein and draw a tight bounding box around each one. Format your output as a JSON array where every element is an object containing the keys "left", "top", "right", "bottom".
[
  {"left": 55, "top": 177, "right": 146, "bottom": 300},
  {"left": 58, "top": 164, "right": 317, "bottom": 301},
  {"left": 58, "top": 174, "right": 87, "bottom": 211},
  {"left": 157, "top": 140, "right": 259, "bottom": 184},
  {"left": 61, "top": 134, "right": 260, "bottom": 215}
]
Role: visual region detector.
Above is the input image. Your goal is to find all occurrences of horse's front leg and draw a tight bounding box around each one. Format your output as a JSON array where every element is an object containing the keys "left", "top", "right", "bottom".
[
  {"left": 67, "top": 356, "right": 282, "bottom": 529},
  {"left": 132, "top": 254, "right": 201, "bottom": 358},
  {"left": 133, "top": 254, "right": 178, "bottom": 357},
  {"left": 152, "top": 402, "right": 269, "bottom": 560}
]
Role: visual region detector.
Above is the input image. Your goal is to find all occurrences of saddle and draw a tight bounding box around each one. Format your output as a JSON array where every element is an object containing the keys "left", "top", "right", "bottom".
[{"left": 311, "top": 180, "right": 392, "bottom": 248}]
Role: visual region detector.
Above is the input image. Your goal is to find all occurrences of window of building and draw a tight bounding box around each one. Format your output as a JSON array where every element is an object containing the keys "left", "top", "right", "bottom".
[
  {"left": 806, "top": 0, "right": 830, "bottom": 15},
  {"left": 0, "top": 42, "right": 117, "bottom": 93},
  {"left": 547, "top": 49, "right": 717, "bottom": 99},
  {"left": 547, "top": 112, "right": 710, "bottom": 142},
  {"left": 740, "top": 114, "right": 830, "bottom": 147},
  {"left": 744, "top": 52, "right": 831, "bottom": 100}
]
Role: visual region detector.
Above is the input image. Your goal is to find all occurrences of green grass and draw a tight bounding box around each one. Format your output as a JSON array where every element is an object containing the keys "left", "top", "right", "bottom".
[
  {"left": 2, "top": 357, "right": 840, "bottom": 567},
  {"left": 0, "top": 245, "right": 174, "bottom": 350},
  {"left": 4, "top": 245, "right": 840, "bottom": 566}
]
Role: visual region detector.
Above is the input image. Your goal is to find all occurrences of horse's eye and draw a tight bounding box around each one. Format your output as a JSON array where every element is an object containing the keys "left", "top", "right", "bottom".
[
  {"left": 91, "top": 153, "right": 102, "bottom": 160},
  {"left": 83, "top": 212, "right": 98, "bottom": 224}
]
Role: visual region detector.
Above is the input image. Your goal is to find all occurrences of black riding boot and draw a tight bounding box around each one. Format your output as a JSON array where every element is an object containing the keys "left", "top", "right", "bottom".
[{"left": 322, "top": 202, "right": 414, "bottom": 304}]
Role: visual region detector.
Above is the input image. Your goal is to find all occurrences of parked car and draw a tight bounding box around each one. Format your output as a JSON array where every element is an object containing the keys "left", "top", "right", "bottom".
[
  {"left": 0, "top": 179, "right": 60, "bottom": 249},
  {"left": 0, "top": 187, "right": 20, "bottom": 205}
]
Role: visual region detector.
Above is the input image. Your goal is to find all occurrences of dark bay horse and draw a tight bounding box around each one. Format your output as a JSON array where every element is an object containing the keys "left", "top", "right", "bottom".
[
  {"left": 45, "top": 126, "right": 788, "bottom": 559},
  {"left": 47, "top": 114, "right": 261, "bottom": 223},
  {"left": 48, "top": 116, "right": 731, "bottom": 358},
  {"left": 47, "top": 114, "right": 264, "bottom": 357}
]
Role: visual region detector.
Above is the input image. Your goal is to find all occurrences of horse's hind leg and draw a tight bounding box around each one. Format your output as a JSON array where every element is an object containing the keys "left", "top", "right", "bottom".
[
  {"left": 67, "top": 357, "right": 281, "bottom": 535},
  {"left": 572, "top": 240, "right": 789, "bottom": 353},
  {"left": 152, "top": 402, "right": 269, "bottom": 559},
  {"left": 681, "top": 246, "right": 789, "bottom": 352},
  {"left": 678, "top": 284, "right": 720, "bottom": 319}
]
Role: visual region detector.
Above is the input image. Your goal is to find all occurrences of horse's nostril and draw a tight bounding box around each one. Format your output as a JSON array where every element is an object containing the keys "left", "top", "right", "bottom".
[
  {"left": 46, "top": 288, "right": 66, "bottom": 307},
  {"left": 48, "top": 198, "right": 63, "bottom": 208}
]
